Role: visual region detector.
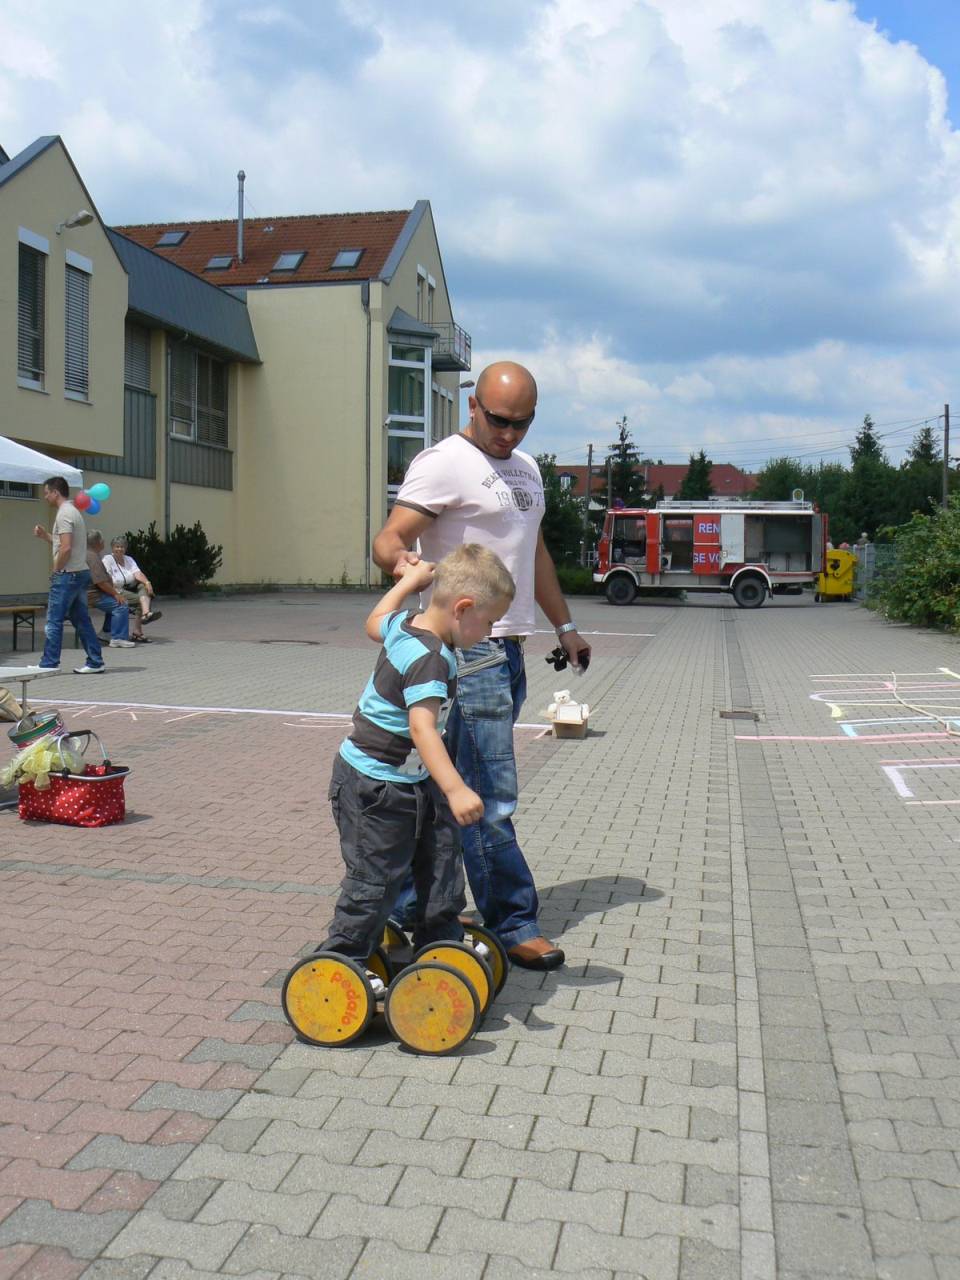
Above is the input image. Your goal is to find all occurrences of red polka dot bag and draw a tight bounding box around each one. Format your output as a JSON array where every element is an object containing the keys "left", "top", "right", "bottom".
[{"left": 18, "top": 730, "right": 130, "bottom": 828}]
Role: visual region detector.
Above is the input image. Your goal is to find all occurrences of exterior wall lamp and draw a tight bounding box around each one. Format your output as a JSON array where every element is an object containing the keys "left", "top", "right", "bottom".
[{"left": 56, "top": 209, "right": 94, "bottom": 234}]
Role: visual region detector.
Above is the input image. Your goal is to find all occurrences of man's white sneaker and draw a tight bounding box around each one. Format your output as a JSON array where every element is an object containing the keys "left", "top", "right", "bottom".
[
  {"left": 108, "top": 639, "right": 135, "bottom": 648},
  {"left": 25, "top": 664, "right": 59, "bottom": 671},
  {"left": 72, "top": 664, "right": 106, "bottom": 674}
]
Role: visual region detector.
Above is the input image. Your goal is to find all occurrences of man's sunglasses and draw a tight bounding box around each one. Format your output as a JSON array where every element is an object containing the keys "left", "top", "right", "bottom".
[{"left": 475, "top": 394, "right": 535, "bottom": 432}]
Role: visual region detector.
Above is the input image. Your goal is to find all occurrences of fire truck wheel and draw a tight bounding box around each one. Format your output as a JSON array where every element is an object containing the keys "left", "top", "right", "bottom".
[
  {"left": 732, "top": 575, "right": 767, "bottom": 609},
  {"left": 605, "top": 574, "right": 637, "bottom": 606}
]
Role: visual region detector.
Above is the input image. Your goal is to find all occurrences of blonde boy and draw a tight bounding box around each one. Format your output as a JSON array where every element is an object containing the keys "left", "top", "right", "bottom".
[{"left": 321, "top": 544, "right": 515, "bottom": 971}]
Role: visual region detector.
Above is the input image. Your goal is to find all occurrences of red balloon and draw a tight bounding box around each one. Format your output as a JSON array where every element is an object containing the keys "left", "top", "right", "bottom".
[{"left": 74, "top": 492, "right": 92, "bottom": 511}]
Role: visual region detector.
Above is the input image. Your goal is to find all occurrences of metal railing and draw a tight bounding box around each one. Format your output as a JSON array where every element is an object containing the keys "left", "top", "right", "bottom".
[{"left": 431, "top": 321, "right": 471, "bottom": 370}]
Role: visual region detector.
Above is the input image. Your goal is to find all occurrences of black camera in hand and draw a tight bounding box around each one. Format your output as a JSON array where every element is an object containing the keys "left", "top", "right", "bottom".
[{"left": 545, "top": 645, "right": 590, "bottom": 673}]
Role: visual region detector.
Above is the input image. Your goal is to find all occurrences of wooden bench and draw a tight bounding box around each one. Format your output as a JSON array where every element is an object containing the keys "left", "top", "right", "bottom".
[{"left": 0, "top": 604, "right": 44, "bottom": 653}]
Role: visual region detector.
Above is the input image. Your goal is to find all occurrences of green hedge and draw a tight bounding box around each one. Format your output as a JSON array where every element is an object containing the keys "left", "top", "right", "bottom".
[
  {"left": 124, "top": 521, "right": 223, "bottom": 597},
  {"left": 555, "top": 565, "right": 598, "bottom": 595},
  {"left": 869, "top": 495, "right": 960, "bottom": 630}
]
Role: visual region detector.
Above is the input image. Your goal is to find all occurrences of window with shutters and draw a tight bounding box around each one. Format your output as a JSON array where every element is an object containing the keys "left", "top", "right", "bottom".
[
  {"left": 168, "top": 343, "right": 228, "bottom": 447},
  {"left": 0, "top": 480, "right": 35, "bottom": 500},
  {"left": 124, "top": 322, "right": 151, "bottom": 390},
  {"left": 64, "top": 264, "right": 91, "bottom": 399},
  {"left": 17, "top": 245, "right": 45, "bottom": 388}
]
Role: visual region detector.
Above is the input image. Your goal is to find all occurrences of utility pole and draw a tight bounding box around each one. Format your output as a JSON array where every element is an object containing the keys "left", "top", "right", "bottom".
[
  {"left": 607, "top": 458, "right": 613, "bottom": 510},
  {"left": 580, "top": 443, "right": 593, "bottom": 567},
  {"left": 944, "top": 404, "right": 951, "bottom": 509}
]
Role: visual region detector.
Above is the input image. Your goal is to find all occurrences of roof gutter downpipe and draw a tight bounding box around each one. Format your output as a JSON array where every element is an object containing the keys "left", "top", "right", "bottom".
[
  {"left": 361, "top": 280, "right": 372, "bottom": 588},
  {"left": 237, "top": 170, "right": 245, "bottom": 263}
]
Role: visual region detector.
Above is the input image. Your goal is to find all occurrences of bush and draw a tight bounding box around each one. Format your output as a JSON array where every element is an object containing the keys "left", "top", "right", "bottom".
[
  {"left": 124, "top": 521, "right": 223, "bottom": 596},
  {"left": 869, "top": 495, "right": 960, "bottom": 631},
  {"left": 555, "top": 565, "right": 598, "bottom": 595}
]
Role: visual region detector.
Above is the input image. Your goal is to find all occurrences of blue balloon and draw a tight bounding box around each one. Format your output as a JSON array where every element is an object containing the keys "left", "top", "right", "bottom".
[
  {"left": 88, "top": 482, "right": 111, "bottom": 502},
  {"left": 86, "top": 497, "right": 101, "bottom": 515}
]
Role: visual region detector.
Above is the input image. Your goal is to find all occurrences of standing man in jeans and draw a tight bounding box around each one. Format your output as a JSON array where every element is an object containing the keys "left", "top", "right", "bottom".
[
  {"left": 30, "top": 476, "right": 105, "bottom": 673},
  {"left": 373, "top": 362, "right": 591, "bottom": 970}
]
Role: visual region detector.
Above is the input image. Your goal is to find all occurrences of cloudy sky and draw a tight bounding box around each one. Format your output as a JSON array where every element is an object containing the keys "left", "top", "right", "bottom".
[{"left": 3, "top": 0, "right": 960, "bottom": 471}]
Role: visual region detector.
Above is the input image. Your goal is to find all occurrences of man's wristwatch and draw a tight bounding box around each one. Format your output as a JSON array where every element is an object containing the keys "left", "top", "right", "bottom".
[{"left": 556, "top": 621, "right": 578, "bottom": 637}]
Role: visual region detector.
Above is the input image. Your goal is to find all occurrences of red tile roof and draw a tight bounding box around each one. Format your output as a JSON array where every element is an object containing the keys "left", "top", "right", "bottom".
[
  {"left": 559, "top": 462, "right": 757, "bottom": 499},
  {"left": 112, "top": 210, "right": 412, "bottom": 286}
]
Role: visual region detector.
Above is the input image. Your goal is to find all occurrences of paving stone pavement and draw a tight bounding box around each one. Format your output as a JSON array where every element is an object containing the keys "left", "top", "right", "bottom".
[{"left": 2, "top": 590, "right": 959, "bottom": 1278}]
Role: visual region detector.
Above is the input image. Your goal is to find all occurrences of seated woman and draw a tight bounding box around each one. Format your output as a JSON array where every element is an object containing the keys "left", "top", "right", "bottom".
[{"left": 102, "top": 536, "right": 162, "bottom": 643}]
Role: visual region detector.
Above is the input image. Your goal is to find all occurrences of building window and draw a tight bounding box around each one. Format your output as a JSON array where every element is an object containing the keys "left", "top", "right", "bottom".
[
  {"left": 387, "top": 342, "right": 431, "bottom": 493},
  {"left": 331, "top": 249, "right": 363, "bottom": 269},
  {"left": 64, "top": 264, "right": 91, "bottom": 400},
  {"left": 205, "top": 255, "right": 232, "bottom": 271},
  {"left": 416, "top": 267, "right": 426, "bottom": 320},
  {"left": 169, "top": 344, "right": 228, "bottom": 446},
  {"left": 0, "top": 480, "right": 35, "bottom": 500},
  {"left": 125, "top": 322, "right": 151, "bottom": 390},
  {"left": 156, "top": 230, "right": 187, "bottom": 247},
  {"left": 17, "top": 244, "right": 45, "bottom": 388},
  {"left": 427, "top": 282, "right": 435, "bottom": 323},
  {"left": 273, "top": 251, "right": 305, "bottom": 271}
]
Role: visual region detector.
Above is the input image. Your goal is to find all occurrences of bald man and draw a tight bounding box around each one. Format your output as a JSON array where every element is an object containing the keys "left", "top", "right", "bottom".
[{"left": 372, "top": 362, "right": 591, "bottom": 970}]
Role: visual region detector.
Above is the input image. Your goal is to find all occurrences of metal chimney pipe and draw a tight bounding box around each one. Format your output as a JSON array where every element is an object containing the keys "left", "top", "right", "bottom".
[{"left": 237, "top": 170, "right": 246, "bottom": 263}]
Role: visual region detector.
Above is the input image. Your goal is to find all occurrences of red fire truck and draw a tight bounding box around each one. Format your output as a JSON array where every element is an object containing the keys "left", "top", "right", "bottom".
[{"left": 594, "top": 498, "right": 827, "bottom": 608}]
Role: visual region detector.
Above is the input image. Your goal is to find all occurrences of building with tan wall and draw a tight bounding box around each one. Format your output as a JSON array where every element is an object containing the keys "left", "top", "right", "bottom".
[{"left": 1, "top": 136, "right": 469, "bottom": 603}]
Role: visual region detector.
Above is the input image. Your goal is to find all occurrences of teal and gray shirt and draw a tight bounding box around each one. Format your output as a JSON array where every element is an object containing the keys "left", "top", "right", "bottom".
[{"left": 339, "top": 610, "right": 457, "bottom": 785}]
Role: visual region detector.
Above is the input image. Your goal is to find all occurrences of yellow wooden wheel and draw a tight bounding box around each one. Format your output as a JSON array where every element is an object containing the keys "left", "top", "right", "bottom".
[
  {"left": 460, "top": 923, "right": 509, "bottom": 995},
  {"left": 281, "top": 952, "right": 375, "bottom": 1047},
  {"left": 414, "top": 941, "right": 493, "bottom": 1015},
  {"left": 381, "top": 919, "right": 408, "bottom": 951},
  {"left": 366, "top": 944, "right": 394, "bottom": 989},
  {"left": 384, "top": 961, "right": 480, "bottom": 1055}
]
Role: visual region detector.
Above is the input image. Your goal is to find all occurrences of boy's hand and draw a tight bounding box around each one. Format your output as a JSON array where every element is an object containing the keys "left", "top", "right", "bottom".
[
  {"left": 447, "top": 783, "right": 484, "bottom": 826},
  {"left": 399, "top": 559, "right": 436, "bottom": 592}
]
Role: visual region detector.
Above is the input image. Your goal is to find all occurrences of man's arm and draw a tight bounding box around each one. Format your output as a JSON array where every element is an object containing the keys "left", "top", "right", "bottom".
[
  {"left": 52, "top": 531, "right": 72, "bottom": 573},
  {"left": 533, "top": 530, "right": 592, "bottom": 668},
  {"left": 364, "top": 560, "right": 435, "bottom": 641},
  {"left": 372, "top": 504, "right": 434, "bottom": 578}
]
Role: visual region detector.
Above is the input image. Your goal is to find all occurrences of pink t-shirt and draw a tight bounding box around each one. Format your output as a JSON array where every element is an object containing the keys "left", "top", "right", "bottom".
[{"left": 395, "top": 434, "right": 544, "bottom": 636}]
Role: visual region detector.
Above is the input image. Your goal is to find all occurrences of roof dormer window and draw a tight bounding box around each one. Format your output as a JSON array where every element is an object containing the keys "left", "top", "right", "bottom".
[
  {"left": 272, "top": 251, "right": 305, "bottom": 271},
  {"left": 331, "top": 248, "right": 363, "bottom": 269}
]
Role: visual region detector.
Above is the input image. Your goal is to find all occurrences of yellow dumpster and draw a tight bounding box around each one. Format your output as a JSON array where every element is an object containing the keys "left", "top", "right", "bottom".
[{"left": 815, "top": 548, "right": 857, "bottom": 601}]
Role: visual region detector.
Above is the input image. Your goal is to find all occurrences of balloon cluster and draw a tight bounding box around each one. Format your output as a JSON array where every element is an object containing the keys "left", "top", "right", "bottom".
[{"left": 74, "top": 482, "right": 111, "bottom": 516}]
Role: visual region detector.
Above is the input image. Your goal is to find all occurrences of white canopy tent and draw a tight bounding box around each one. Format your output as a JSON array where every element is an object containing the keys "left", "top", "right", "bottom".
[{"left": 0, "top": 436, "right": 83, "bottom": 488}]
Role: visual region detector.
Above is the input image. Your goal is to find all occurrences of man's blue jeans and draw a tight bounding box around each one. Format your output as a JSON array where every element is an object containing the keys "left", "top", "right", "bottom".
[
  {"left": 393, "top": 638, "right": 541, "bottom": 948},
  {"left": 40, "top": 571, "right": 104, "bottom": 669},
  {"left": 95, "top": 593, "right": 130, "bottom": 641}
]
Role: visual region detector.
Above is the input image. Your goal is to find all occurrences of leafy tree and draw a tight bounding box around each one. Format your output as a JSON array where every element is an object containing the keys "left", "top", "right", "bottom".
[
  {"left": 536, "top": 453, "right": 584, "bottom": 564},
  {"left": 604, "top": 416, "right": 646, "bottom": 506},
  {"left": 870, "top": 493, "right": 960, "bottom": 630},
  {"left": 753, "top": 457, "right": 806, "bottom": 501},
  {"left": 677, "top": 449, "right": 714, "bottom": 499},
  {"left": 850, "top": 414, "right": 886, "bottom": 463},
  {"left": 905, "top": 424, "right": 940, "bottom": 465}
]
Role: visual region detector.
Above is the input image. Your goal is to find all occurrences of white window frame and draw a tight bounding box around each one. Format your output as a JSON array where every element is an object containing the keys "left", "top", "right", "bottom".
[{"left": 387, "top": 341, "right": 432, "bottom": 496}]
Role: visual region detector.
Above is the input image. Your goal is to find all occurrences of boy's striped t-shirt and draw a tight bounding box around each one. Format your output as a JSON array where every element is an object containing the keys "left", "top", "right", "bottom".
[{"left": 339, "top": 610, "right": 457, "bottom": 784}]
